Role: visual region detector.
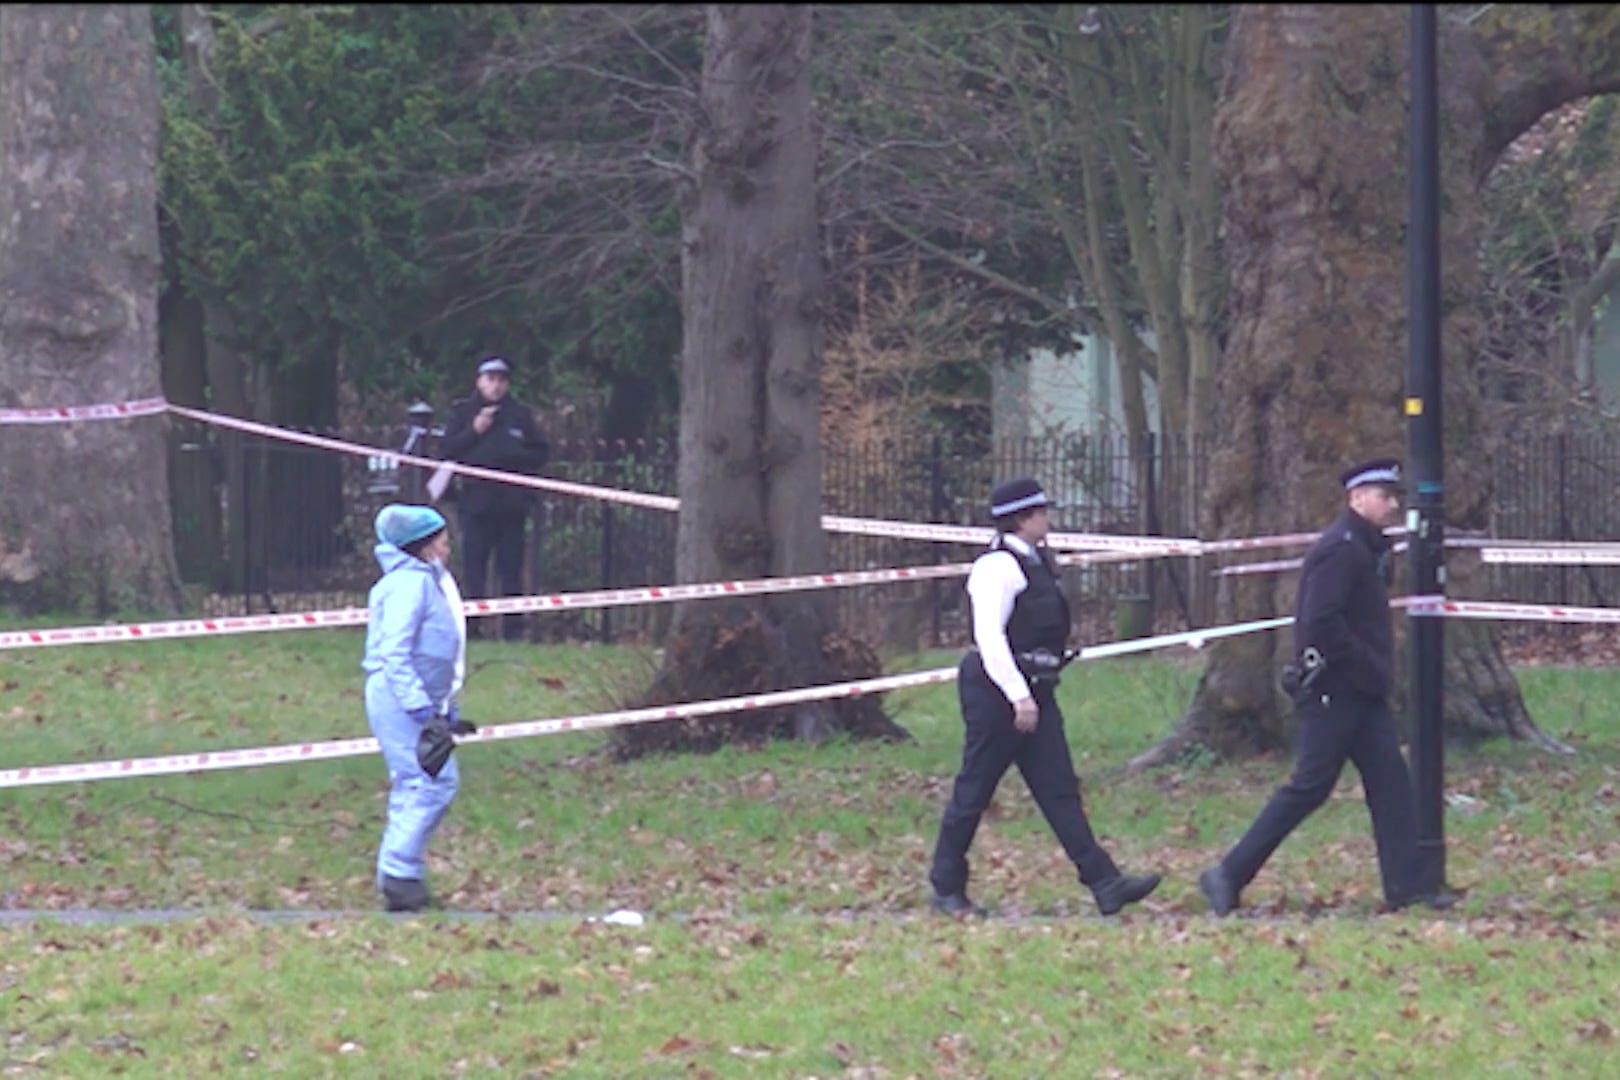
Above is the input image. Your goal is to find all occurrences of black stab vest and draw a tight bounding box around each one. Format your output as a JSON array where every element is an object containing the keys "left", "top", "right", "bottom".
[{"left": 993, "top": 538, "right": 1071, "bottom": 654}]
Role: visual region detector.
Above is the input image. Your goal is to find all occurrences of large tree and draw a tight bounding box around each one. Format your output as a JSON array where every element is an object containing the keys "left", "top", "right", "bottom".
[
  {"left": 0, "top": 4, "right": 181, "bottom": 615},
  {"left": 1144, "top": 4, "right": 1620, "bottom": 766},
  {"left": 616, "top": 4, "right": 906, "bottom": 755}
]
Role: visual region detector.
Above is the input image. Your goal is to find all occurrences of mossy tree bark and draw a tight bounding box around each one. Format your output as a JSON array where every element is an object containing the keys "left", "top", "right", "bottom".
[
  {"left": 0, "top": 5, "right": 181, "bottom": 615},
  {"left": 1143, "top": 5, "right": 1620, "bottom": 768}
]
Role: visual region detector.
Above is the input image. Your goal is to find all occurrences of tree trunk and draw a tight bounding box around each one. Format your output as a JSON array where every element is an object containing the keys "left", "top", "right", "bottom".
[
  {"left": 0, "top": 4, "right": 181, "bottom": 615},
  {"left": 615, "top": 4, "right": 907, "bottom": 756},
  {"left": 1144, "top": 4, "right": 1620, "bottom": 768}
]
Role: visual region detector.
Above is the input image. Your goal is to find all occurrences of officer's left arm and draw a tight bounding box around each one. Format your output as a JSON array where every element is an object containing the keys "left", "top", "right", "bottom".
[
  {"left": 488, "top": 403, "right": 548, "bottom": 471},
  {"left": 1298, "top": 542, "right": 1379, "bottom": 677}
]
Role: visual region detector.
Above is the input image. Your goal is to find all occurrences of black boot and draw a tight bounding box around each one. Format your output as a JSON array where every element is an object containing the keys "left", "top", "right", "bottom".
[
  {"left": 1091, "top": 873, "right": 1161, "bottom": 916},
  {"left": 930, "top": 891, "right": 989, "bottom": 919},
  {"left": 1199, "top": 865, "right": 1240, "bottom": 917},
  {"left": 380, "top": 875, "right": 433, "bottom": 913},
  {"left": 1386, "top": 888, "right": 1461, "bottom": 913}
]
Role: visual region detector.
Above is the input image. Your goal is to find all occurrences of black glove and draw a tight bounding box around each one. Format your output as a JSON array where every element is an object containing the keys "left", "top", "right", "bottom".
[
  {"left": 445, "top": 702, "right": 476, "bottom": 735},
  {"left": 416, "top": 719, "right": 456, "bottom": 779}
]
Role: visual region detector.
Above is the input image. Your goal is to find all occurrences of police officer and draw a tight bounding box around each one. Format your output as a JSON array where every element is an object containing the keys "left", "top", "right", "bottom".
[
  {"left": 1199, "top": 458, "right": 1456, "bottom": 915},
  {"left": 440, "top": 356, "right": 550, "bottom": 641},
  {"left": 928, "top": 477, "right": 1162, "bottom": 918}
]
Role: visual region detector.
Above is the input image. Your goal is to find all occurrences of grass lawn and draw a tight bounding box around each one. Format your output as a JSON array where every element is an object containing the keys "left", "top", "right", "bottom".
[{"left": 2, "top": 627, "right": 1617, "bottom": 1076}]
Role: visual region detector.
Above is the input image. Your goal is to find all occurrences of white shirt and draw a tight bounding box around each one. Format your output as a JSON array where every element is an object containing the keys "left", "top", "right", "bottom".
[{"left": 966, "top": 534, "right": 1040, "bottom": 703}]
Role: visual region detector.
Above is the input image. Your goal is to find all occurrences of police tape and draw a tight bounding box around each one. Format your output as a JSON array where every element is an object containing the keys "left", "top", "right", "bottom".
[
  {"left": 1404, "top": 595, "right": 1620, "bottom": 624},
  {"left": 0, "top": 610, "right": 1302, "bottom": 790},
  {"left": 1209, "top": 537, "right": 1620, "bottom": 577},
  {"left": 1213, "top": 557, "right": 1305, "bottom": 577},
  {"left": 4, "top": 395, "right": 1555, "bottom": 561},
  {"left": 168, "top": 403, "right": 1200, "bottom": 554},
  {"left": 0, "top": 396, "right": 169, "bottom": 424},
  {"left": 1479, "top": 546, "right": 1620, "bottom": 565},
  {"left": 0, "top": 549, "right": 1145, "bottom": 652}
]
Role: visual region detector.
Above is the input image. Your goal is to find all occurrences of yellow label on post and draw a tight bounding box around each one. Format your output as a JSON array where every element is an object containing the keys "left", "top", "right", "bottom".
[{"left": 1405, "top": 397, "right": 1424, "bottom": 416}]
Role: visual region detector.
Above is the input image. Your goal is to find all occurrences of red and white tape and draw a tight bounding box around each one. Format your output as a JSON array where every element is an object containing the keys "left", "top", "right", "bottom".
[
  {"left": 1480, "top": 546, "right": 1620, "bottom": 565},
  {"left": 0, "top": 549, "right": 1144, "bottom": 652},
  {"left": 13, "top": 396, "right": 1591, "bottom": 566},
  {"left": 166, "top": 404, "right": 1211, "bottom": 555},
  {"left": 0, "top": 611, "right": 1304, "bottom": 790},
  {"left": 1214, "top": 557, "right": 1306, "bottom": 577},
  {"left": 0, "top": 609, "right": 370, "bottom": 651},
  {"left": 0, "top": 668, "right": 953, "bottom": 790},
  {"left": 0, "top": 396, "right": 169, "bottom": 424},
  {"left": 1405, "top": 595, "right": 1620, "bottom": 624}
]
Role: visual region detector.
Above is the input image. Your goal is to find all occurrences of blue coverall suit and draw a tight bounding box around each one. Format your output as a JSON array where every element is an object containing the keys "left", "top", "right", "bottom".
[{"left": 362, "top": 543, "right": 463, "bottom": 885}]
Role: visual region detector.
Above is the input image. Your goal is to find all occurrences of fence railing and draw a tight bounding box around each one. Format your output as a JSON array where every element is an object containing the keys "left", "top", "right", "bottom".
[{"left": 166, "top": 419, "right": 1620, "bottom": 649}]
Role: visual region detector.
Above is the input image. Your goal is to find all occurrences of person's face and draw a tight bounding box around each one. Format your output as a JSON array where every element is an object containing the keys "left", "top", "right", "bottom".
[
  {"left": 1015, "top": 505, "right": 1051, "bottom": 543},
  {"left": 476, "top": 371, "right": 510, "bottom": 402},
  {"left": 421, "top": 530, "right": 452, "bottom": 565},
  {"left": 1349, "top": 484, "right": 1402, "bottom": 528}
]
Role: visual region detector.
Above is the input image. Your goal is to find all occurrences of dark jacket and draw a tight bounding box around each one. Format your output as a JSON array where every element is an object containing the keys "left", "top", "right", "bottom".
[
  {"left": 439, "top": 393, "right": 550, "bottom": 515},
  {"left": 1293, "top": 508, "right": 1395, "bottom": 700}
]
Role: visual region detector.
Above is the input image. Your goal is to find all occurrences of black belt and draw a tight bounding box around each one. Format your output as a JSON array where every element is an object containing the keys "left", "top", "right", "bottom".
[{"left": 969, "top": 647, "right": 1079, "bottom": 682}]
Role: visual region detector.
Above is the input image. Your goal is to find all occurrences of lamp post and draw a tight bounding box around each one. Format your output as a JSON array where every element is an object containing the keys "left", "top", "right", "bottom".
[{"left": 1405, "top": 2, "right": 1448, "bottom": 895}]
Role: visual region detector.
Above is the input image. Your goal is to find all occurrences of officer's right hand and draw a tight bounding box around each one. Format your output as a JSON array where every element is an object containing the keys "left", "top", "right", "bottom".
[
  {"left": 473, "top": 405, "right": 497, "bottom": 434},
  {"left": 1012, "top": 697, "right": 1039, "bottom": 734}
]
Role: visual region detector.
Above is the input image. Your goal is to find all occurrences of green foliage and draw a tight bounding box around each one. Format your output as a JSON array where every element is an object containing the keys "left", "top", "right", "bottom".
[
  {"left": 159, "top": 6, "right": 569, "bottom": 411},
  {"left": 157, "top": 5, "right": 700, "bottom": 429},
  {"left": 1480, "top": 93, "right": 1620, "bottom": 420}
]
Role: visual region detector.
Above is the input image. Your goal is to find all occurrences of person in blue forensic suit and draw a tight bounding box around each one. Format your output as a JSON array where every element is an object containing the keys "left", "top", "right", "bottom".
[
  {"left": 927, "top": 477, "right": 1162, "bottom": 918},
  {"left": 363, "top": 503, "right": 471, "bottom": 912}
]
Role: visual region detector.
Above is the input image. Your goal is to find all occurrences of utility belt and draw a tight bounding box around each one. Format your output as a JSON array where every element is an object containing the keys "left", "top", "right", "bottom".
[{"left": 971, "top": 646, "right": 1080, "bottom": 686}]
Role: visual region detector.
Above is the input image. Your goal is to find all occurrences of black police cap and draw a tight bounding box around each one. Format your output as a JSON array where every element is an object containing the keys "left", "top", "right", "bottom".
[
  {"left": 1340, "top": 458, "right": 1404, "bottom": 492},
  {"left": 989, "top": 477, "right": 1049, "bottom": 517}
]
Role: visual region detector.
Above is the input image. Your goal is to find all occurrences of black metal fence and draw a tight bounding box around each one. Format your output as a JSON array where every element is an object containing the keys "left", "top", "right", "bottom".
[
  {"left": 1489, "top": 433, "right": 1620, "bottom": 609},
  {"left": 166, "top": 418, "right": 1620, "bottom": 650}
]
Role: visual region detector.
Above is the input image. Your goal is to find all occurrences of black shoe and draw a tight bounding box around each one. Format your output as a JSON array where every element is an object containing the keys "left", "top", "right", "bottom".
[
  {"left": 1092, "top": 872, "right": 1161, "bottom": 916},
  {"left": 930, "top": 892, "right": 988, "bottom": 919},
  {"left": 1387, "top": 888, "right": 1460, "bottom": 913},
  {"left": 380, "top": 875, "right": 433, "bottom": 913},
  {"left": 1199, "top": 865, "right": 1240, "bottom": 917}
]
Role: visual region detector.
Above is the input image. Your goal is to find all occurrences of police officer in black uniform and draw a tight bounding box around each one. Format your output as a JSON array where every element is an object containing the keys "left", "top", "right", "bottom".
[
  {"left": 440, "top": 356, "right": 550, "bottom": 641},
  {"left": 1199, "top": 458, "right": 1456, "bottom": 915},
  {"left": 928, "top": 477, "right": 1161, "bottom": 918}
]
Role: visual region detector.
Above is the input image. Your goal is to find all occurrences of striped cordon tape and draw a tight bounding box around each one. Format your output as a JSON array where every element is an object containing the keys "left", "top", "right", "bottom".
[
  {"left": 0, "top": 550, "right": 1146, "bottom": 653},
  {"left": 0, "top": 396, "right": 169, "bottom": 424},
  {"left": 0, "top": 613, "right": 1295, "bottom": 790},
  {"left": 15, "top": 394, "right": 1585, "bottom": 563}
]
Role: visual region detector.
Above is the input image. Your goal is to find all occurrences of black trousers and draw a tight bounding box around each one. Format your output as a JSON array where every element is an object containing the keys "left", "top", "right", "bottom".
[
  {"left": 1220, "top": 689, "right": 1421, "bottom": 904},
  {"left": 458, "top": 506, "right": 530, "bottom": 641},
  {"left": 929, "top": 652, "right": 1120, "bottom": 898}
]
